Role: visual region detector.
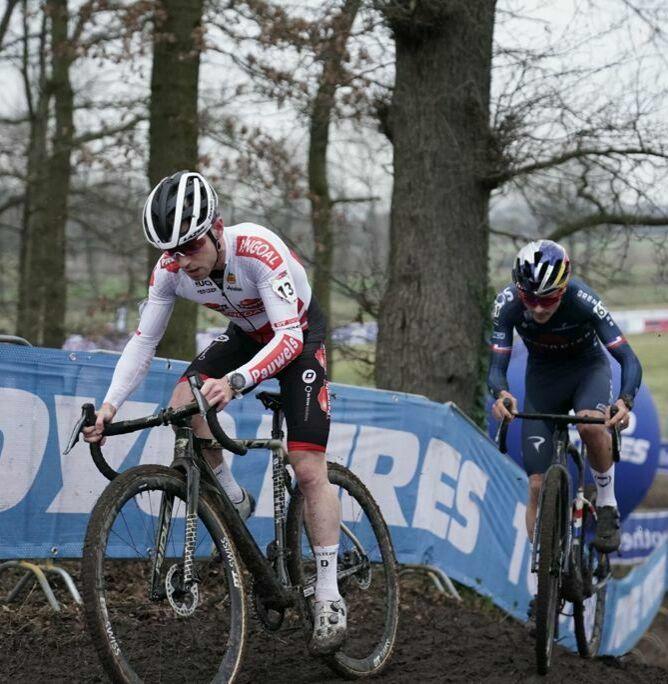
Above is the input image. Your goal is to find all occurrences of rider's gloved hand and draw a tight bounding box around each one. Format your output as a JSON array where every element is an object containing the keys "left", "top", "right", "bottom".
[
  {"left": 201, "top": 377, "right": 235, "bottom": 410},
  {"left": 83, "top": 402, "right": 117, "bottom": 445},
  {"left": 492, "top": 390, "right": 517, "bottom": 422},
  {"left": 606, "top": 399, "right": 630, "bottom": 430}
]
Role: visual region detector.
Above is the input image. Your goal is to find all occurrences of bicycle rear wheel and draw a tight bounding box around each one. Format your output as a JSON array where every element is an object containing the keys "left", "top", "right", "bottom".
[
  {"left": 573, "top": 501, "right": 608, "bottom": 657},
  {"left": 286, "top": 462, "right": 399, "bottom": 679},
  {"left": 535, "top": 468, "right": 565, "bottom": 675},
  {"left": 82, "top": 465, "right": 247, "bottom": 683}
]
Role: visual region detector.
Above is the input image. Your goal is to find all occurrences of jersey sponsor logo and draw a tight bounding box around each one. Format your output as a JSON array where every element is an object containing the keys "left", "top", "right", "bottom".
[
  {"left": 159, "top": 255, "right": 180, "bottom": 273},
  {"left": 594, "top": 300, "right": 608, "bottom": 319},
  {"left": 226, "top": 272, "right": 236, "bottom": 284},
  {"left": 273, "top": 316, "right": 300, "bottom": 330},
  {"left": 249, "top": 335, "right": 301, "bottom": 382},
  {"left": 302, "top": 369, "right": 317, "bottom": 384},
  {"left": 239, "top": 298, "right": 263, "bottom": 309},
  {"left": 528, "top": 436, "right": 545, "bottom": 453},
  {"left": 236, "top": 235, "right": 283, "bottom": 270},
  {"left": 491, "top": 331, "right": 506, "bottom": 340},
  {"left": 315, "top": 345, "right": 326, "bottom": 370},
  {"left": 492, "top": 288, "right": 513, "bottom": 319},
  {"left": 318, "top": 382, "right": 331, "bottom": 418}
]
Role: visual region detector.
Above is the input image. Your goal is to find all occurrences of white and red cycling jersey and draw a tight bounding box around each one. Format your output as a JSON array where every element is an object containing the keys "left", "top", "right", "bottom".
[{"left": 104, "top": 222, "right": 312, "bottom": 409}]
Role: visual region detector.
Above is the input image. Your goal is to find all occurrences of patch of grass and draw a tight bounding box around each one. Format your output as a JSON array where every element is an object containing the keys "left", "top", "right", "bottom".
[{"left": 627, "top": 332, "right": 668, "bottom": 436}]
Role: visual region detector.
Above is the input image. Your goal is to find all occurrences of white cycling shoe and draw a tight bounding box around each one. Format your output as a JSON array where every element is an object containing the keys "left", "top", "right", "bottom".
[
  {"left": 309, "top": 597, "right": 347, "bottom": 655},
  {"left": 235, "top": 488, "right": 255, "bottom": 521}
]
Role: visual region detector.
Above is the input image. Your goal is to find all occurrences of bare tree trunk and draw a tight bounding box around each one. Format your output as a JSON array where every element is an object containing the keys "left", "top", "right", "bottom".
[
  {"left": 308, "top": 0, "right": 361, "bottom": 371},
  {"left": 17, "top": 7, "right": 49, "bottom": 344},
  {"left": 375, "top": 1, "right": 496, "bottom": 412},
  {"left": 148, "top": 0, "right": 204, "bottom": 361},
  {"left": 42, "top": 0, "right": 74, "bottom": 347}
]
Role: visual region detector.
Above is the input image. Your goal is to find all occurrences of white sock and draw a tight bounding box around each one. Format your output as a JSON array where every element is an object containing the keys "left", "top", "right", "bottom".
[
  {"left": 590, "top": 464, "right": 617, "bottom": 508},
  {"left": 213, "top": 459, "right": 244, "bottom": 504},
  {"left": 314, "top": 545, "right": 341, "bottom": 602}
]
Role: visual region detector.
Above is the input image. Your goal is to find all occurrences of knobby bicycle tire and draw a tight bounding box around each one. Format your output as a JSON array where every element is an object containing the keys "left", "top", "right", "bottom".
[
  {"left": 573, "top": 502, "right": 608, "bottom": 658},
  {"left": 535, "top": 467, "right": 564, "bottom": 675},
  {"left": 285, "top": 462, "right": 399, "bottom": 679},
  {"left": 82, "top": 465, "right": 248, "bottom": 683}
]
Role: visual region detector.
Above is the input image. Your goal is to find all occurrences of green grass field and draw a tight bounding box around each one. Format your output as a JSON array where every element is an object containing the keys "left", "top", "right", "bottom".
[
  {"left": 627, "top": 333, "right": 668, "bottom": 436},
  {"left": 331, "top": 333, "right": 668, "bottom": 436}
]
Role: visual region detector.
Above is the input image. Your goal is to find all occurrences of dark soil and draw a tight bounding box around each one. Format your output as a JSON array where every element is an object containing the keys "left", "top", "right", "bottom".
[{"left": 1, "top": 562, "right": 666, "bottom": 683}]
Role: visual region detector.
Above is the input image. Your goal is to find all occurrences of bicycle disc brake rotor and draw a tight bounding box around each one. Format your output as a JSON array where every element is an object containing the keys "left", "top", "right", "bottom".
[{"left": 165, "top": 563, "right": 199, "bottom": 617}]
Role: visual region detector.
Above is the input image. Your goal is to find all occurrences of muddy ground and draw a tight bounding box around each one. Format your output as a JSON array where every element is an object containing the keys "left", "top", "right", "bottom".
[
  {"left": 1, "top": 565, "right": 666, "bottom": 684},
  {"left": 2, "top": 473, "right": 667, "bottom": 683}
]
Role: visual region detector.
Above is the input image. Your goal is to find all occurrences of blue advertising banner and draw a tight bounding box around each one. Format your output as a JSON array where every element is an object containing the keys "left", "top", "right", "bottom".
[
  {"left": 0, "top": 345, "right": 665, "bottom": 656},
  {"left": 659, "top": 441, "right": 668, "bottom": 475},
  {"left": 617, "top": 510, "right": 668, "bottom": 565}
]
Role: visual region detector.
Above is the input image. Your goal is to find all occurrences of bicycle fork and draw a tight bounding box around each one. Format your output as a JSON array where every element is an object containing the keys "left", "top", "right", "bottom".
[{"left": 149, "top": 428, "right": 201, "bottom": 600}]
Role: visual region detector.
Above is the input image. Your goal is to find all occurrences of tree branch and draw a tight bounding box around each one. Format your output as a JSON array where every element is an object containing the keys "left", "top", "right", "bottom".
[
  {"left": 71, "top": 113, "right": 145, "bottom": 146},
  {"left": 549, "top": 213, "right": 668, "bottom": 241},
  {"left": 487, "top": 146, "right": 668, "bottom": 188}
]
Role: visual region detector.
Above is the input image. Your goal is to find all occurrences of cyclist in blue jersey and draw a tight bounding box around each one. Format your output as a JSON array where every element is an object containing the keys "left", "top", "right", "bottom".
[{"left": 488, "top": 240, "right": 642, "bottom": 553}]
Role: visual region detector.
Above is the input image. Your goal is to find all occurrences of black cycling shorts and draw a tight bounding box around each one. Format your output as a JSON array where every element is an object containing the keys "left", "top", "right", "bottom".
[
  {"left": 522, "top": 354, "right": 612, "bottom": 475},
  {"left": 181, "top": 301, "right": 330, "bottom": 453}
]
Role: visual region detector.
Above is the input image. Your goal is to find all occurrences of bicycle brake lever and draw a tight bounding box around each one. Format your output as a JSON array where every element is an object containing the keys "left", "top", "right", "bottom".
[
  {"left": 63, "top": 403, "right": 96, "bottom": 455},
  {"left": 187, "top": 373, "right": 210, "bottom": 415}
]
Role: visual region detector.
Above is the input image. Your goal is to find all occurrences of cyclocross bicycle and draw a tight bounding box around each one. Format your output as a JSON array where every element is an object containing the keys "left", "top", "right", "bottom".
[
  {"left": 497, "top": 401, "right": 621, "bottom": 675},
  {"left": 65, "top": 374, "right": 399, "bottom": 683}
]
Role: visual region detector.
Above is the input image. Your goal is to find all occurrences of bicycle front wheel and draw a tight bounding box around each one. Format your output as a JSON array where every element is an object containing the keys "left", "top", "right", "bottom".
[
  {"left": 82, "top": 465, "right": 247, "bottom": 683},
  {"left": 286, "top": 462, "right": 399, "bottom": 679},
  {"left": 573, "top": 500, "right": 608, "bottom": 657},
  {"left": 535, "top": 467, "right": 565, "bottom": 675}
]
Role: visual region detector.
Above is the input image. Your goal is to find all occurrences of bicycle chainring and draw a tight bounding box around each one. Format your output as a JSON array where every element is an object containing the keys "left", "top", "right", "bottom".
[{"left": 165, "top": 563, "right": 199, "bottom": 617}]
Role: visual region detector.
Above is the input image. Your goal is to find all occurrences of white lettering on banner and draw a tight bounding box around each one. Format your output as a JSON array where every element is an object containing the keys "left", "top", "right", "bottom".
[
  {"left": 138, "top": 425, "right": 178, "bottom": 468},
  {"left": 0, "top": 388, "right": 49, "bottom": 513},
  {"left": 620, "top": 438, "right": 650, "bottom": 465},
  {"left": 509, "top": 503, "right": 527, "bottom": 585},
  {"left": 609, "top": 553, "right": 666, "bottom": 651},
  {"left": 411, "top": 440, "right": 489, "bottom": 553},
  {"left": 449, "top": 461, "right": 489, "bottom": 554},
  {"left": 326, "top": 422, "right": 358, "bottom": 467},
  {"left": 412, "top": 439, "right": 459, "bottom": 539},
  {"left": 49, "top": 396, "right": 158, "bottom": 514},
  {"left": 347, "top": 426, "right": 419, "bottom": 527}
]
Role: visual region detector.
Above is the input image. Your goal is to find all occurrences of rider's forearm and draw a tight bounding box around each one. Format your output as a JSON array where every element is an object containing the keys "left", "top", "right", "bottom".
[
  {"left": 234, "top": 326, "right": 304, "bottom": 387},
  {"left": 606, "top": 340, "right": 642, "bottom": 400},
  {"left": 487, "top": 347, "right": 512, "bottom": 398},
  {"left": 103, "top": 333, "right": 158, "bottom": 409}
]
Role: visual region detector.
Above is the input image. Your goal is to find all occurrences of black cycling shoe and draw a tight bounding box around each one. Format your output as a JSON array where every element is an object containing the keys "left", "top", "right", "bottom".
[{"left": 594, "top": 506, "right": 621, "bottom": 553}]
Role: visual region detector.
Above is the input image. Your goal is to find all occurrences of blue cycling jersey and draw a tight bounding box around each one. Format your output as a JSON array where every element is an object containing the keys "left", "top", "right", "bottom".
[{"left": 487, "top": 277, "right": 642, "bottom": 401}]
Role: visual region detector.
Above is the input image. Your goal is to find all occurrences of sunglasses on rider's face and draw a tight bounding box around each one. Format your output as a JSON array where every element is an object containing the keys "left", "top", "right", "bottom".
[
  {"left": 518, "top": 288, "right": 565, "bottom": 309},
  {"left": 164, "top": 235, "right": 208, "bottom": 258}
]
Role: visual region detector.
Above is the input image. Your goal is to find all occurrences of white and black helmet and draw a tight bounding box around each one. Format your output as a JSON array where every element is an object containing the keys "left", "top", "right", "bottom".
[{"left": 142, "top": 171, "right": 218, "bottom": 250}]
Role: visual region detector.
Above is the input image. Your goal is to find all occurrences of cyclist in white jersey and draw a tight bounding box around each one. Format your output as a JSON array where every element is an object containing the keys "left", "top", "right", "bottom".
[{"left": 84, "top": 171, "right": 345, "bottom": 654}]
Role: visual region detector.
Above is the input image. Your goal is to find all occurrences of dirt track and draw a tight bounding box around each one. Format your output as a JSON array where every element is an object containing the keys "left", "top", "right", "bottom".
[{"left": 1, "top": 565, "right": 665, "bottom": 684}]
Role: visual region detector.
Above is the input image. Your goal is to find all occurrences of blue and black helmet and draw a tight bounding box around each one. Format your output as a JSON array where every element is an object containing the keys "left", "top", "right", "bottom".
[{"left": 512, "top": 240, "right": 571, "bottom": 295}]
